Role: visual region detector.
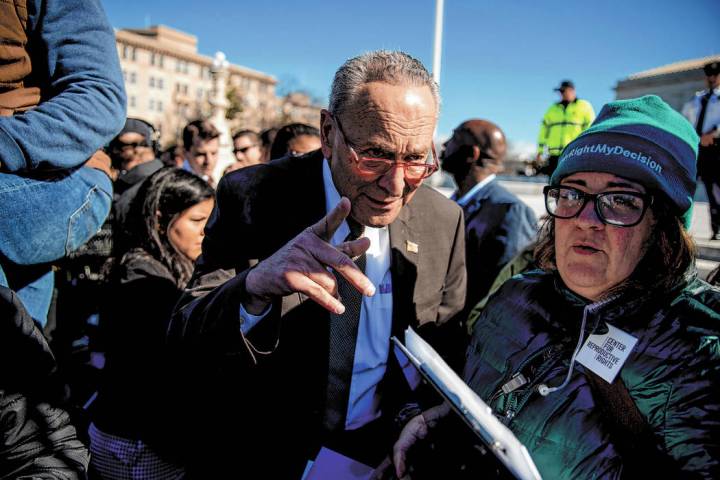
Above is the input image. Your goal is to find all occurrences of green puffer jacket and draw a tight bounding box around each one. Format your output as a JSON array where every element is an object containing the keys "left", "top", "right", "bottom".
[{"left": 464, "top": 270, "right": 720, "bottom": 479}]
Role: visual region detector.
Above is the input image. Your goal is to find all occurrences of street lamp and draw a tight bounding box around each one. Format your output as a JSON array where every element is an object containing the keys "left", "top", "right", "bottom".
[{"left": 433, "top": 0, "right": 444, "bottom": 86}]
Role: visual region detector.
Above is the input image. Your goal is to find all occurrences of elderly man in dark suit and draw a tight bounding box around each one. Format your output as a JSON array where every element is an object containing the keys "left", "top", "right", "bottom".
[
  {"left": 165, "top": 50, "right": 466, "bottom": 478},
  {"left": 442, "top": 119, "right": 537, "bottom": 321}
]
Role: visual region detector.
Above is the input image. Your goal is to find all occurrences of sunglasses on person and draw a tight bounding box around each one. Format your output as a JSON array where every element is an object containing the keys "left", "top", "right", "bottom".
[
  {"left": 543, "top": 185, "right": 653, "bottom": 227},
  {"left": 332, "top": 114, "right": 438, "bottom": 182},
  {"left": 110, "top": 140, "right": 150, "bottom": 151},
  {"left": 233, "top": 145, "right": 258, "bottom": 154}
]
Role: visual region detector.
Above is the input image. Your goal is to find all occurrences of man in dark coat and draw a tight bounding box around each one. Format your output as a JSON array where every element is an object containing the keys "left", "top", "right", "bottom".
[
  {"left": 166, "top": 50, "right": 466, "bottom": 478},
  {"left": 442, "top": 119, "right": 537, "bottom": 319}
]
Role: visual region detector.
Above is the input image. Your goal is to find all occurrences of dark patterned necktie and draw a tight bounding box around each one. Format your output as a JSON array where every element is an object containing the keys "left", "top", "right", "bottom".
[
  {"left": 696, "top": 91, "right": 712, "bottom": 136},
  {"left": 323, "top": 219, "right": 366, "bottom": 432}
]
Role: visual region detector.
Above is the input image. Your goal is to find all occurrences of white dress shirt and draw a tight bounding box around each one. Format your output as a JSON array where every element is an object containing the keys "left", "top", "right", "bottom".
[
  {"left": 240, "top": 159, "right": 393, "bottom": 430},
  {"left": 682, "top": 86, "right": 720, "bottom": 135}
]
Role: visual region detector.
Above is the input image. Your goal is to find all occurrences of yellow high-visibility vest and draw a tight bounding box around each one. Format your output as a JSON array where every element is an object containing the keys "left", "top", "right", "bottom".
[{"left": 537, "top": 99, "right": 595, "bottom": 155}]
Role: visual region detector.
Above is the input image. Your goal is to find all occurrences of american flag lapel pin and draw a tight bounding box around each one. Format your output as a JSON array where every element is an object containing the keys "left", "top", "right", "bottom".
[{"left": 406, "top": 240, "right": 419, "bottom": 253}]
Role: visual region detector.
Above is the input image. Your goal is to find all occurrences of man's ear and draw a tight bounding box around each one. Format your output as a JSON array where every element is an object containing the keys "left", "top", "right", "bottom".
[
  {"left": 471, "top": 145, "right": 484, "bottom": 167},
  {"left": 320, "top": 109, "right": 334, "bottom": 159}
]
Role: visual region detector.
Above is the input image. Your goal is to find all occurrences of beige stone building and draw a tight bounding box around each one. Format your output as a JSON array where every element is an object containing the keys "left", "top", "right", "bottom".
[
  {"left": 115, "top": 25, "right": 278, "bottom": 146},
  {"left": 615, "top": 54, "right": 720, "bottom": 112},
  {"left": 277, "top": 92, "right": 323, "bottom": 128}
]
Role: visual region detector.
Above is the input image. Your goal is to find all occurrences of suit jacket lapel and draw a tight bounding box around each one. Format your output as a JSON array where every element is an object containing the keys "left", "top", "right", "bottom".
[
  {"left": 389, "top": 201, "right": 419, "bottom": 335},
  {"left": 276, "top": 152, "right": 331, "bottom": 424},
  {"left": 286, "top": 151, "right": 327, "bottom": 234},
  {"left": 280, "top": 152, "right": 327, "bottom": 316}
]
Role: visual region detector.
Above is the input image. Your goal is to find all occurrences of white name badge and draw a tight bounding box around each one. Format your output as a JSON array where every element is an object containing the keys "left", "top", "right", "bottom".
[{"left": 576, "top": 323, "right": 638, "bottom": 384}]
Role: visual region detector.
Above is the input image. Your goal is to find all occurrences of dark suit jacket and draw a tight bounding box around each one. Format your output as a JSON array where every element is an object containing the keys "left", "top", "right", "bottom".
[
  {"left": 165, "top": 151, "right": 466, "bottom": 477},
  {"left": 461, "top": 178, "right": 537, "bottom": 317}
]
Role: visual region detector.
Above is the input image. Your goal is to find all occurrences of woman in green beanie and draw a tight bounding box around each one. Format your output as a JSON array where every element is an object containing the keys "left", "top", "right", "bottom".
[{"left": 380, "top": 96, "right": 720, "bottom": 479}]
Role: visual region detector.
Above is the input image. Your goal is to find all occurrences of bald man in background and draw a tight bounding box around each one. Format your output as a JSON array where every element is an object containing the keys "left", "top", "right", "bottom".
[{"left": 441, "top": 119, "right": 538, "bottom": 319}]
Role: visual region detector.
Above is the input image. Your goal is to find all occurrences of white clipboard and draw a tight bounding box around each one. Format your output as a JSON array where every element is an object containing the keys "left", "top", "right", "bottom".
[{"left": 392, "top": 327, "right": 542, "bottom": 480}]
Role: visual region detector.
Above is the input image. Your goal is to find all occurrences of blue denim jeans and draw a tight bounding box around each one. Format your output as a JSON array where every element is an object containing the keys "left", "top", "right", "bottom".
[{"left": 0, "top": 167, "right": 112, "bottom": 325}]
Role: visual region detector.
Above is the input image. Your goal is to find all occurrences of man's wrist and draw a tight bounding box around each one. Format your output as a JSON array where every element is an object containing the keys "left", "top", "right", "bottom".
[
  {"left": 243, "top": 296, "right": 271, "bottom": 316},
  {"left": 244, "top": 268, "right": 272, "bottom": 315}
]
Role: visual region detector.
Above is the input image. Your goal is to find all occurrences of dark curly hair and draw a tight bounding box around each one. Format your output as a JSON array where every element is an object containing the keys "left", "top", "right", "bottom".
[{"left": 123, "top": 168, "right": 214, "bottom": 287}]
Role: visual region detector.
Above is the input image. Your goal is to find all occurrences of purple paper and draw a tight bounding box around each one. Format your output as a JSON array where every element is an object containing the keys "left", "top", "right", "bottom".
[{"left": 304, "top": 447, "right": 374, "bottom": 480}]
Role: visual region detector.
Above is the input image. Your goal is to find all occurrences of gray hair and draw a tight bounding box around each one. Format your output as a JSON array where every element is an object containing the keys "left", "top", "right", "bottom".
[{"left": 328, "top": 50, "right": 440, "bottom": 116}]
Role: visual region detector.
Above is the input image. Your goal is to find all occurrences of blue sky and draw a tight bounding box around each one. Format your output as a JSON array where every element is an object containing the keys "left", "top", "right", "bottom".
[{"left": 102, "top": 0, "right": 719, "bottom": 149}]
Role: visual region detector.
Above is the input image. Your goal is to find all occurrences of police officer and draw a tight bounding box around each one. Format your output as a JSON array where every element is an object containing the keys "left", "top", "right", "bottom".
[
  {"left": 683, "top": 61, "right": 720, "bottom": 239},
  {"left": 536, "top": 80, "right": 595, "bottom": 176}
]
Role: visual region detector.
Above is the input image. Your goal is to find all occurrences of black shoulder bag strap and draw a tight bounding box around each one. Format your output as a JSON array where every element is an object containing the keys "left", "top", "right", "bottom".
[{"left": 585, "top": 372, "right": 697, "bottom": 478}]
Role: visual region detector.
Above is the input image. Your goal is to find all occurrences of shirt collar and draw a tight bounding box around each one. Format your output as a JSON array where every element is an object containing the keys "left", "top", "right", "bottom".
[
  {"left": 321, "top": 158, "right": 388, "bottom": 261},
  {"left": 322, "top": 158, "right": 350, "bottom": 245},
  {"left": 454, "top": 174, "right": 496, "bottom": 207}
]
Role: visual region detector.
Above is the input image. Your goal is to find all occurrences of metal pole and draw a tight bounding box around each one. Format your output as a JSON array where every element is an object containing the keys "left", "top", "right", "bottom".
[{"left": 432, "top": 0, "right": 444, "bottom": 85}]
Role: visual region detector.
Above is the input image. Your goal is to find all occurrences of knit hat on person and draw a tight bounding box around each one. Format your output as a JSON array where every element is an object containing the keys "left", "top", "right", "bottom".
[
  {"left": 118, "top": 118, "right": 155, "bottom": 146},
  {"left": 551, "top": 95, "right": 699, "bottom": 228}
]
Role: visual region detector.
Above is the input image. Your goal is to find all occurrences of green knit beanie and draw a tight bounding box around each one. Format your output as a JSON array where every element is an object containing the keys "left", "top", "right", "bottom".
[{"left": 551, "top": 95, "right": 699, "bottom": 228}]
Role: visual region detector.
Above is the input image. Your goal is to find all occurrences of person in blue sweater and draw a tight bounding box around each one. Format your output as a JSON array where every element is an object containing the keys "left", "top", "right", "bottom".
[
  {"left": 0, "top": 0, "right": 126, "bottom": 326},
  {"left": 441, "top": 119, "right": 538, "bottom": 321}
]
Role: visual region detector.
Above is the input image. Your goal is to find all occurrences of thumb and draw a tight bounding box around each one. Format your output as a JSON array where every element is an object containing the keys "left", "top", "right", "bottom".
[{"left": 338, "top": 236, "right": 371, "bottom": 260}]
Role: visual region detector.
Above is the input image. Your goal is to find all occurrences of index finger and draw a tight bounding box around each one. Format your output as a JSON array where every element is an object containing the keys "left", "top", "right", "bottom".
[
  {"left": 309, "top": 197, "right": 351, "bottom": 241},
  {"left": 311, "top": 240, "right": 375, "bottom": 297}
]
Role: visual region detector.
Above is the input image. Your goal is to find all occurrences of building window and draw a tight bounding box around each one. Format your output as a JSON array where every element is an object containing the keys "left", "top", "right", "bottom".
[
  {"left": 159, "top": 54, "right": 164, "bottom": 68},
  {"left": 131, "top": 47, "right": 137, "bottom": 61},
  {"left": 183, "top": 84, "right": 189, "bottom": 95},
  {"left": 149, "top": 76, "right": 155, "bottom": 88},
  {"left": 130, "top": 72, "right": 137, "bottom": 84},
  {"left": 129, "top": 96, "right": 136, "bottom": 108},
  {"left": 158, "top": 78, "right": 164, "bottom": 89},
  {"left": 150, "top": 52, "right": 156, "bottom": 66},
  {"left": 149, "top": 99, "right": 155, "bottom": 110},
  {"left": 175, "top": 60, "right": 190, "bottom": 74},
  {"left": 196, "top": 88, "right": 203, "bottom": 99},
  {"left": 121, "top": 44, "right": 129, "bottom": 59},
  {"left": 157, "top": 100, "right": 163, "bottom": 112}
]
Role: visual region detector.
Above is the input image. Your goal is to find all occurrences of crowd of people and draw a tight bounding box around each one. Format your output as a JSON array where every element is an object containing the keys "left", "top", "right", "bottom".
[{"left": 1, "top": 1, "right": 719, "bottom": 479}]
